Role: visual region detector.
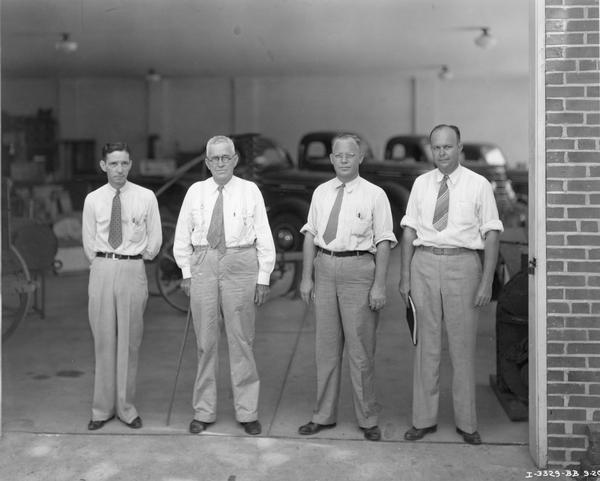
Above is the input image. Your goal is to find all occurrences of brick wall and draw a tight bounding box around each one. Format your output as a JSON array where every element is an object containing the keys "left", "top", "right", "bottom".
[{"left": 545, "top": 0, "right": 600, "bottom": 467}]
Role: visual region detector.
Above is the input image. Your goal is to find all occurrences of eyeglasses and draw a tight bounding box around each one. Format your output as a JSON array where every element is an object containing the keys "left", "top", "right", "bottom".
[
  {"left": 207, "top": 154, "right": 235, "bottom": 164},
  {"left": 332, "top": 152, "right": 357, "bottom": 161}
]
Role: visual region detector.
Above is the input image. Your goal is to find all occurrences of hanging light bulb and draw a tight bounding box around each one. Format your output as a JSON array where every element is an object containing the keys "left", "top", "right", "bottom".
[
  {"left": 55, "top": 33, "right": 78, "bottom": 53},
  {"left": 438, "top": 65, "right": 453, "bottom": 81},
  {"left": 146, "top": 68, "right": 162, "bottom": 82},
  {"left": 474, "top": 28, "right": 497, "bottom": 49}
]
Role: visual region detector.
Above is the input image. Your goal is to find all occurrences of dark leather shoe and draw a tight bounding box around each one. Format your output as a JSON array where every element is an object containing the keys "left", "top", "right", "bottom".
[
  {"left": 87, "top": 415, "right": 115, "bottom": 431},
  {"left": 189, "top": 419, "right": 211, "bottom": 434},
  {"left": 404, "top": 425, "right": 437, "bottom": 441},
  {"left": 298, "top": 421, "right": 337, "bottom": 435},
  {"left": 456, "top": 427, "right": 482, "bottom": 445},
  {"left": 361, "top": 425, "right": 381, "bottom": 441},
  {"left": 241, "top": 420, "right": 262, "bottom": 435},
  {"left": 120, "top": 416, "right": 142, "bottom": 429}
]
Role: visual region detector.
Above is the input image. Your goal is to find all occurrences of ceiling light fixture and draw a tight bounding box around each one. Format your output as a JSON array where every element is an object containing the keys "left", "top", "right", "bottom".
[
  {"left": 438, "top": 65, "right": 453, "bottom": 81},
  {"left": 55, "top": 33, "right": 78, "bottom": 53},
  {"left": 474, "top": 27, "right": 497, "bottom": 49},
  {"left": 146, "top": 68, "right": 162, "bottom": 82}
]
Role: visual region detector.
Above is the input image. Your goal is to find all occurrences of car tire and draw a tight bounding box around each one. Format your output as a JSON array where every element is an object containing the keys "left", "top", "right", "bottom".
[{"left": 269, "top": 213, "right": 304, "bottom": 298}]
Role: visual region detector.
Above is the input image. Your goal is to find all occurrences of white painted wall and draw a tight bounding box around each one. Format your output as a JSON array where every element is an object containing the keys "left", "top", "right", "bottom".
[
  {"left": 437, "top": 76, "right": 529, "bottom": 165},
  {"left": 2, "top": 74, "right": 528, "bottom": 168}
]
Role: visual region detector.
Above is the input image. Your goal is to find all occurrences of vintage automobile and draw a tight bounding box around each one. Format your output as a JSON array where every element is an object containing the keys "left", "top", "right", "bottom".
[
  {"left": 148, "top": 131, "right": 527, "bottom": 310},
  {"left": 384, "top": 135, "right": 526, "bottom": 226}
]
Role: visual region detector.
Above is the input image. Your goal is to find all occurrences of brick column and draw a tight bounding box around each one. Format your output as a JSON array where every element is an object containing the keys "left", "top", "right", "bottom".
[{"left": 545, "top": 0, "right": 600, "bottom": 468}]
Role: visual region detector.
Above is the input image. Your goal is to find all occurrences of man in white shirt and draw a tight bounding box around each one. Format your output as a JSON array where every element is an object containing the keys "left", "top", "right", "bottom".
[
  {"left": 173, "top": 135, "right": 275, "bottom": 436},
  {"left": 297, "top": 134, "right": 397, "bottom": 442},
  {"left": 399, "top": 124, "right": 503, "bottom": 445},
  {"left": 82, "top": 142, "right": 162, "bottom": 431}
]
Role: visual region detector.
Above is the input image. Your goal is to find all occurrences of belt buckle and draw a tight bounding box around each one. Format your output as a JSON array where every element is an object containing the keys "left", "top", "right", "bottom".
[
  {"left": 432, "top": 247, "right": 444, "bottom": 255},
  {"left": 108, "top": 252, "right": 117, "bottom": 260}
]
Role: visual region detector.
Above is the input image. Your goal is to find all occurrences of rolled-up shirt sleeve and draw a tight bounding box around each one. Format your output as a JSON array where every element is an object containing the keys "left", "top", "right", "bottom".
[
  {"left": 479, "top": 181, "right": 504, "bottom": 237},
  {"left": 173, "top": 187, "right": 195, "bottom": 279},
  {"left": 300, "top": 191, "right": 318, "bottom": 238},
  {"left": 400, "top": 177, "right": 420, "bottom": 232},
  {"left": 251, "top": 184, "right": 276, "bottom": 285},
  {"left": 373, "top": 190, "right": 398, "bottom": 248}
]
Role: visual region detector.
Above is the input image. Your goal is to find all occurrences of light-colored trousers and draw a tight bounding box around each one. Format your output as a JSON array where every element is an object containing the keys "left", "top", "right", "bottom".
[
  {"left": 189, "top": 247, "right": 259, "bottom": 423},
  {"left": 312, "top": 252, "right": 379, "bottom": 428},
  {"left": 88, "top": 257, "right": 147, "bottom": 423},
  {"left": 410, "top": 248, "right": 482, "bottom": 433}
]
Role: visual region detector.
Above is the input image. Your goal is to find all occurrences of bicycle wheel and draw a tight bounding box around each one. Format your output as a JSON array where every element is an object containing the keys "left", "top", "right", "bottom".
[
  {"left": 2, "top": 245, "right": 35, "bottom": 341},
  {"left": 156, "top": 232, "right": 188, "bottom": 312}
]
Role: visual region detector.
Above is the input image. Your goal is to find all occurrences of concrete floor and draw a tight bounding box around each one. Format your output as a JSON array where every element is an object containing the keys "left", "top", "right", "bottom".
[{"left": 1, "top": 248, "right": 535, "bottom": 480}]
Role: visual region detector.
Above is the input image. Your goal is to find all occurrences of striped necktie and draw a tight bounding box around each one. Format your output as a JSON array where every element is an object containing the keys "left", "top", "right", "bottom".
[
  {"left": 322, "top": 183, "right": 345, "bottom": 245},
  {"left": 206, "top": 185, "right": 226, "bottom": 253},
  {"left": 108, "top": 189, "right": 122, "bottom": 249},
  {"left": 432, "top": 175, "right": 449, "bottom": 231}
]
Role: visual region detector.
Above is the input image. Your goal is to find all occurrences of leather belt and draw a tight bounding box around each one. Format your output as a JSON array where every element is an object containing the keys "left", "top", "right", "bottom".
[
  {"left": 418, "top": 246, "right": 475, "bottom": 256},
  {"left": 96, "top": 252, "right": 143, "bottom": 260},
  {"left": 317, "top": 246, "right": 372, "bottom": 257},
  {"left": 193, "top": 244, "right": 254, "bottom": 252}
]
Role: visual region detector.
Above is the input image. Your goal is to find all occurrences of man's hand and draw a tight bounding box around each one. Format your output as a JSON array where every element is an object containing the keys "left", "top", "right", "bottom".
[
  {"left": 180, "top": 278, "right": 191, "bottom": 297},
  {"left": 369, "top": 282, "right": 386, "bottom": 311},
  {"left": 474, "top": 280, "right": 492, "bottom": 307},
  {"left": 299, "top": 278, "right": 314, "bottom": 304},
  {"left": 255, "top": 284, "right": 270, "bottom": 306},
  {"left": 398, "top": 278, "right": 410, "bottom": 306}
]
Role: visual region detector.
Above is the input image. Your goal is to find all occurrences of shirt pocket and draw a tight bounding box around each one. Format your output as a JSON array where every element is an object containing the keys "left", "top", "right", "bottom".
[
  {"left": 350, "top": 210, "right": 373, "bottom": 237},
  {"left": 129, "top": 213, "right": 147, "bottom": 243},
  {"left": 190, "top": 204, "right": 207, "bottom": 244},
  {"left": 232, "top": 206, "right": 255, "bottom": 243},
  {"left": 455, "top": 201, "right": 478, "bottom": 226}
]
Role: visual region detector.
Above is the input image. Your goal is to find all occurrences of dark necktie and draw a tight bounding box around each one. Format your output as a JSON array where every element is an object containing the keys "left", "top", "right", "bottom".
[
  {"left": 206, "top": 186, "right": 226, "bottom": 253},
  {"left": 108, "top": 189, "right": 122, "bottom": 249},
  {"left": 322, "top": 183, "right": 345, "bottom": 245},
  {"left": 432, "top": 175, "right": 450, "bottom": 231}
]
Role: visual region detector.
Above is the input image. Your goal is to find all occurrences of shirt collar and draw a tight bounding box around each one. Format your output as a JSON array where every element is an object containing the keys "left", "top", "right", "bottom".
[
  {"left": 435, "top": 165, "right": 462, "bottom": 185},
  {"left": 334, "top": 175, "right": 361, "bottom": 193},
  {"left": 209, "top": 175, "right": 236, "bottom": 193},
  {"left": 107, "top": 181, "right": 129, "bottom": 194}
]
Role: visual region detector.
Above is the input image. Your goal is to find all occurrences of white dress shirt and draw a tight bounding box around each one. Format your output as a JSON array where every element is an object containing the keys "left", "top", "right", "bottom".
[
  {"left": 82, "top": 181, "right": 162, "bottom": 262},
  {"left": 401, "top": 165, "right": 504, "bottom": 249},
  {"left": 173, "top": 176, "right": 276, "bottom": 284},
  {"left": 301, "top": 176, "right": 397, "bottom": 252}
]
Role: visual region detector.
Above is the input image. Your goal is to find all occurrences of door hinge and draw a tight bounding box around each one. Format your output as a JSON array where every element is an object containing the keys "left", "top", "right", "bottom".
[{"left": 528, "top": 257, "right": 537, "bottom": 275}]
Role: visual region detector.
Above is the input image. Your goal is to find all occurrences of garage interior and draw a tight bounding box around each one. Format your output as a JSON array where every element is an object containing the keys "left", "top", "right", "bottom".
[{"left": 2, "top": 0, "right": 534, "bottom": 474}]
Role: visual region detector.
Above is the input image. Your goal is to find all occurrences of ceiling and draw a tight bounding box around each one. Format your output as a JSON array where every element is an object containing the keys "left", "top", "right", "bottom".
[{"left": 1, "top": 0, "right": 529, "bottom": 79}]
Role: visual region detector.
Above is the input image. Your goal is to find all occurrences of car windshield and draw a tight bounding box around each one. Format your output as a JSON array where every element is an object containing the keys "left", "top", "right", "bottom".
[{"left": 481, "top": 147, "right": 507, "bottom": 166}]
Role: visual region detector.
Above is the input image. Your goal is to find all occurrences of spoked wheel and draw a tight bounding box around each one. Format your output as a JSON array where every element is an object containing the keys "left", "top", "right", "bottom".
[
  {"left": 155, "top": 231, "right": 188, "bottom": 312},
  {"left": 269, "top": 214, "right": 304, "bottom": 298},
  {"left": 2, "top": 245, "right": 36, "bottom": 341},
  {"left": 147, "top": 221, "right": 177, "bottom": 296}
]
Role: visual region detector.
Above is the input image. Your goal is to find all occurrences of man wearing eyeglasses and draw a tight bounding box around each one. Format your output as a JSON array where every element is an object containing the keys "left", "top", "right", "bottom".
[
  {"left": 399, "top": 124, "right": 503, "bottom": 445},
  {"left": 82, "top": 142, "right": 162, "bottom": 431},
  {"left": 173, "top": 135, "right": 275, "bottom": 436},
  {"left": 297, "top": 133, "right": 397, "bottom": 441}
]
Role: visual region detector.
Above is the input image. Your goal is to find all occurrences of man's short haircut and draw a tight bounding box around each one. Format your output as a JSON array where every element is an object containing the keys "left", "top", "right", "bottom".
[
  {"left": 206, "top": 135, "right": 235, "bottom": 157},
  {"left": 332, "top": 133, "right": 362, "bottom": 152},
  {"left": 429, "top": 124, "right": 461, "bottom": 143},
  {"left": 102, "top": 142, "right": 130, "bottom": 159}
]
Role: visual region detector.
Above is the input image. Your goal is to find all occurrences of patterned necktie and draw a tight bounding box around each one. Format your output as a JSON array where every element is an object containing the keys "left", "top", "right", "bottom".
[
  {"left": 432, "top": 175, "right": 450, "bottom": 231},
  {"left": 322, "top": 183, "right": 345, "bottom": 245},
  {"left": 108, "top": 189, "right": 122, "bottom": 249},
  {"left": 206, "top": 185, "right": 226, "bottom": 253}
]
